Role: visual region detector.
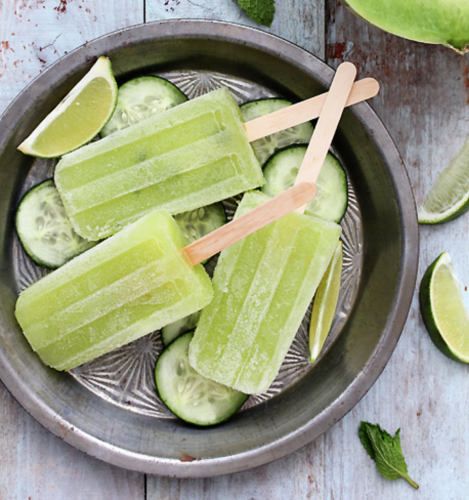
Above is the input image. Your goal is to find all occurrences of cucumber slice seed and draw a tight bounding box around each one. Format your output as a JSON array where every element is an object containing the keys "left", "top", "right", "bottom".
[
  {"left": 155, "top": 332, "right": 248, "bottom": 426},
  {"left": 145, "top": 200, "right": 224, "bottom": 348},
  {"left": 15, "top": 180, "right": 97, "bottom": 268},
  {"left": 240, "top": 98, "right": 314, "bottom": 166},
  {"left": 174, "top": 202, "right": 227, "bottom": 264},
  {"left": 262, "top": 145, "right": 348, "bottom": 223},
  {"left": 101, "top": 76, "right": 187, "bottom": 136},
  {"left": 161, "top": 311, "right": 200, "bottom": 346}
]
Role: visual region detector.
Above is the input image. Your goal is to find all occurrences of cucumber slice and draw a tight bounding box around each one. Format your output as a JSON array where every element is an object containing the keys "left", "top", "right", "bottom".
[
  {"left": 155, "top": 332, "right": 248, "bottom": 426},
  {"left": 174, "top": 202, "right": 227, "bottom": 264},
  {"left": 240, "top": 98, "right": 314, "bottom": 166},
  {"left": 161, "top": 311, "right": 200, "bottom": 347},
  {"left": 262, "top": 145, "right": 348, "bottom": 223},
  {"left": 162, "top": 202, "right": 222, "bottom": 345},
  {"left": 101, "top": 76, "right": 187, "bottom": 136},
  {"left": 15, "top": 180, "right": 97, "bottom": 268}
]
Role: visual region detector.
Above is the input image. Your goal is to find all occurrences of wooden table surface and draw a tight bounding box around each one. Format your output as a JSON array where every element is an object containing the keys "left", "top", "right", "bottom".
[{"left": 1, "top": 1, "right": 468, "bottom": 498}]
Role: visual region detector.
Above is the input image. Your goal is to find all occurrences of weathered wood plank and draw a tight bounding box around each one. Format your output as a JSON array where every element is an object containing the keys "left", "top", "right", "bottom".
[
  {"left": 0, "top": 1, "right": 145, "bottom": 499},
  {"left": 145, "top": 0, "right": 325, "bottom": 59},
  {"left": 146, "top": 1, "right": 327, "bottom": 497},
  {"left": 0, "top": 383, "right": 145, "bottom": 500},
  {"left": 0, "top": 0, "right": 144, "bottom": 115},
  {"left": 147, "top": 439, "right": 325, "bottom": 500},
  {"left": 3, "top": 1, "right": 468, "bottom": 498},
  {"left": 149, "top": 2, "right": 469, "bottom": 499},
  {"left": 324, "top": 1, "right": 469, "bottom": 499}
]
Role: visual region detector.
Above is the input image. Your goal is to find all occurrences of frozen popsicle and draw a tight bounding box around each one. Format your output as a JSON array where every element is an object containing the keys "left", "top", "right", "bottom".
[
  {"left": 16, "top": 63, "right": 372, "bottom": 374},
  {"left": 188, "top": 63, "right": 358, "bottom": 394},
  {"left": 54, "top": 79, "right": 379, "bottom": 241},
  {"left": 55, "top": 87, "right": 264, "bottom": 241},
  {"left": 15, "top": 209, "right": 213, "bottom": 371},
  {"left": 188, "top": 192, "right": 342, "bottom": 394},
  {"left": 16, "top": 178, "right": 317, "bottom": 372}
]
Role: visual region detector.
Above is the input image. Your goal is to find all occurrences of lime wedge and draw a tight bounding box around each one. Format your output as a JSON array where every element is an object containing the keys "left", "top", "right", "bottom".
[
  {"left": 18, "top": 56, "right": 117, "bottom": 158},
  {"left": 309, "top": 241, "right": 343, "bottom": 363},
  {"left": 420, "top": 252, "right": 469, "bottom": 363},
  {"left": 418, "top": 136, "right": 469, "bottom": 224}
]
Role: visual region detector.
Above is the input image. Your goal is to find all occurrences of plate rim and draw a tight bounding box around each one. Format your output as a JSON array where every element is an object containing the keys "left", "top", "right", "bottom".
[{"left": 0, "top": 19, "right": 419, "bottom": 477}]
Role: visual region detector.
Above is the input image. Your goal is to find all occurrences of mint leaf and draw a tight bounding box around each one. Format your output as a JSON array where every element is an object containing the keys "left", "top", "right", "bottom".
[
  {"left": 359, "top": 422, "right": 419, "bottom": 489},
  {"left": 237, "top": 0, "right": 275, "bottom": 27}
]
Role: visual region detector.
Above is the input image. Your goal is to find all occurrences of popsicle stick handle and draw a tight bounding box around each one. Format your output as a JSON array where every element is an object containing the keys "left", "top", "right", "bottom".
[
  {"left": 295, "top": 62, "right": 357, "bottom": 214},
  {"left": 182, "top": 182, "right": 317, "bottom": 267},
  {"left": 244, "top": 77, "right": 379, "bottom": 143}
]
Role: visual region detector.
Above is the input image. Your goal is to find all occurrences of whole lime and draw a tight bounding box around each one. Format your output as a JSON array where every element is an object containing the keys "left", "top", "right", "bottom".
[{"left": 344, "top": 0, "right": 469, "bottom": 53}]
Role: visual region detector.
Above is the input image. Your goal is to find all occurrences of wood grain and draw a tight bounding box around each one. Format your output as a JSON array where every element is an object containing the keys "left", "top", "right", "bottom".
[
  {"left": 0, "top": 379, "right": 145, "bottom": 500},
  {"left": 0, "top": 0, "right": 143, "bottom": 114},
  {"left": 182, "top": 182, "right": 317, "bottom": 266},
  {"left": 2, "top": 0, "right": 469, "bottom": 499},
  {"left": 0, "top": 1, "right": 145, "bottom": 499},
  {"left": 322, "top": 2, "right": 469, "bottom": 499},
  {"left": 145, "top": 0, "right": 326, "bottom": 59},
  {"left": 244, "top": 77, "right": 379, "bottom": 142},
  {"left": 295, "top": 61, "right": 355, "bottom": 215},
  {"left": 149, "top": 2, "right": 469, "bottom": 499}
]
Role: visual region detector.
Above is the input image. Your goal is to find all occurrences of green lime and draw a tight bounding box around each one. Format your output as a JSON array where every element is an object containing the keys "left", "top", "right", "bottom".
[
  {"left": 309, "top": 241, "right": 343, "bottom": 363},
  {"left": 18, "top": 56, "right": 117, "bottom": 158},
  {"left": 420, "top": 252, "right": 469, "bottom": 363},
  {"left": 418, "top": 137, "right": 469, "bottom": 224}
]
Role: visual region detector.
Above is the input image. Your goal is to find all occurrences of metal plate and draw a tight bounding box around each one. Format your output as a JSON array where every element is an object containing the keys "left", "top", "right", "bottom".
[
  {"left": 0, "top": 20, "right": 418, "bottom": 477},
  {"left": 13, "top": 68, "right": 363, "bottom": 418}
]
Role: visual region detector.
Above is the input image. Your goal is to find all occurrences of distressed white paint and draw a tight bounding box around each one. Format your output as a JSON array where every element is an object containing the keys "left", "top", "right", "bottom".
[
  {"left": 150, "top": 3, "right": 469, "bottom": 500},
  {"left": 0, "top": 383, "right": 145, "bottom": 500},
  {"left": 0, "top": 0, "right": 143, "bottom": 114},
  {"left": 320, "top": 3, "right": 469, "bottom": 499},
  {"left": 145, "top": 0, "right": 325, "bottom": 59},
  {"left": 0, "top": 1, "right": 145, "bottom": 499},
  {"left": 2, "top": 0, "right": 469, "bottom": 499}
]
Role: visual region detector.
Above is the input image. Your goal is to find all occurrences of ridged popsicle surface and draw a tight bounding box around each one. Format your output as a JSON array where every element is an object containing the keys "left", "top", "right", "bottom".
[
  {"left": 15, "top": 210, "right": 213, "bottom": 371},
  {"left": 55, "top": 87, "right": 264, "bottom": 240},
  {"left": 189, "top": 191, "right": 342, "bottom": 395}
]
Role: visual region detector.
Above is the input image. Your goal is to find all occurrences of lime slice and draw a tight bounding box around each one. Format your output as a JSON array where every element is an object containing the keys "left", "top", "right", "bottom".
[
  {"left": 418, "top": 137, "right": 469, "bottom": 224},
  {"left": 309, "top": 241, "right": 343, "bottom": 363},
  {"left": 18, "top": 56, "right": 117, "bottom": 158},
  {"left": 419, "top": 252, "right": 469, "bottom": 362}
]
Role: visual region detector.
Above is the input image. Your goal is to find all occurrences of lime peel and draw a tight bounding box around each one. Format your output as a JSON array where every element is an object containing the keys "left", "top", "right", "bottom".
[
  {"left": 419, "top": 252, "right": 469, "bottom": 363},
  {"left": 309, "top": 240, "right": 343, "bottom": 363},
  {"left": 418, "top": 136, "right": 469, "bottom": 224},
  {"left": 18, "top": 56, "right": 117, "bottom": 158}
]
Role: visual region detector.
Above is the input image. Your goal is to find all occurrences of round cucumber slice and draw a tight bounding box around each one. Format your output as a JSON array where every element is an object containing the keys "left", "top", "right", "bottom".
[
  {"left": 155, "top": 332, "right": 248, "bottom": 426},
  {"left": 101, "top": 76, "right": 187, "bottom": 136},
  {"left": 262, "top": 145, "right": 348, "bottom": 223},
  {"left": 174, "top": 202, "right": 227, "bottom": 264},
  {"left": 240, "top": 98, "right": 314, "bottom": 166},
  {"left": 161, "top": 311, "right": 200, "bottom": 347},
  {"left": 15, "top": 180, "right": 97, "bottom": 268}
]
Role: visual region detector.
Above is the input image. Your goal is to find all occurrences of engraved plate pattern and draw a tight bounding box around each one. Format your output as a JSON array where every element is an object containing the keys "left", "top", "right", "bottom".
[{"left": 13, "top": 70, "right": 363, "bottom": 418}]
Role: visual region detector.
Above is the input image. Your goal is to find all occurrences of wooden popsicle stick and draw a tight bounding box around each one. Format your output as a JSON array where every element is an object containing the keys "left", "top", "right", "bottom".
[
  {"left": 244, "top": 77, "right": 379, "bottom": 143},
  {"left": 182, "top": 62, "right": 369, "bottom": 268},
  {"left": 182, "top": 182, "right": 317, "bottom": 267},
  {"left": 295, "top": 62, "right": 357, "bottom": 214}
]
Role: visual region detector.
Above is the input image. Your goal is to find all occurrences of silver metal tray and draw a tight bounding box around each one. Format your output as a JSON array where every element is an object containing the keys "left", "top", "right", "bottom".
[{"left": 0, "top": 20, "right": 418, "bottom": 477}]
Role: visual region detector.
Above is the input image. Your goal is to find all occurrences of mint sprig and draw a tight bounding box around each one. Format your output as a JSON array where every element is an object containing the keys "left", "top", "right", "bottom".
[
  {"left": 359, "top": 422, "right": 419, "bottom": 489},
  {"left": 237, "top": 0, "right": 275, "bottom": 27}
]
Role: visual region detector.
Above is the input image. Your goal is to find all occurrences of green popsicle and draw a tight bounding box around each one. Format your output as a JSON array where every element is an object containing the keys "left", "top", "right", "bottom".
[
  {"left": 189, "top": 191, "right": 342, "bottom": 395},
  {"left": 55, "top": 87, "right": 264, "bottom": 241},
  {"left": 15, "top": 210, "right": 213, "bottom": 371}
]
